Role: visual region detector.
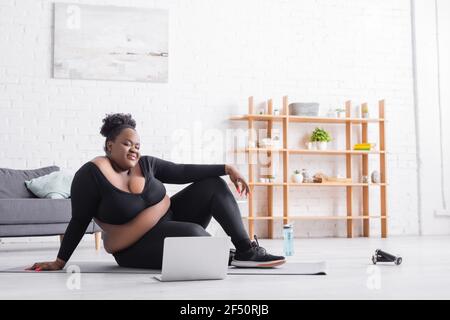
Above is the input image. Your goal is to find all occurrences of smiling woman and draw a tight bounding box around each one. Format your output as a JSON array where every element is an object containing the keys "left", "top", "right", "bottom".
[
  {"left": 27, "top": 112, "right": 285, "bottom": 272},
  {"left": 100, "top": 113, "right": 141, "bottom": 173}
]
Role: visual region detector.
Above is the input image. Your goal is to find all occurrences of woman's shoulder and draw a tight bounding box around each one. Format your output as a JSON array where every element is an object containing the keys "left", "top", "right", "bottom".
[
  {"left": 73, "top": 157, "right": 103, "bottom": 178},
  {"left": 89, "top": 156, "right": 107, "bottom": 166},
  {"left": 88, "top": 156, "right": 108, "bottom": 171}
]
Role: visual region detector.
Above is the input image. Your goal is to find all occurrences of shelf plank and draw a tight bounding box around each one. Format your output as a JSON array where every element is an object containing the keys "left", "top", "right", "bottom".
[
  {"left": 229, "top": 114, "right": 384, "bottom": 123},
  {"left": 235, "top": 148, "right": 385, "bottom": 154},
  {"left": 247, "top": 182, "right": 387, "bottom": 187},
  {"left": 230, "top": 114, "right": 286, "bottom": 121},
  {"left": 241, "top": 216, "right": 387, "bottom": 220},
  {"left": 230, "top": 114, "right": 385, "bottom": 123},
  {"left": 288, "top": 149, "right": 385, "bottom": 155},
  {"left": 290, "top": 182, "right": 384, "bottom": 186},
  {"left": 242, "top": 147, "right": 287, "bottom": 152},
  {"left": 289, "top": 116, "right": 384, "bottom": 124},
  {"left": 250, "top": 182, "right": 287, "bottom": 186}
]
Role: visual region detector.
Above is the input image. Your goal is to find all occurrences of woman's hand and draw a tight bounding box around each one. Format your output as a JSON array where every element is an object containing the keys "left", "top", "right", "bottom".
[
  {"left": 225, "top": 164, "right": 251, "bottom": 197},
  {"left": 26, "top": 258, "right": 66, "bottom": 271}
]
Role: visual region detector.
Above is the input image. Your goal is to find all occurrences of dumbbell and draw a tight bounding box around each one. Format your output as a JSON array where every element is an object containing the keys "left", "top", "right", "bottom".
[{"left": 372, "top": 249, "right": 402, "bottom": 265}]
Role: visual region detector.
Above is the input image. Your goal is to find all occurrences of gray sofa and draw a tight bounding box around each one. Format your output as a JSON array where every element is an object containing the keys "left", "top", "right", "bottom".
[{"left": 0, "top": 165, "right": 101, "bottom": 249}]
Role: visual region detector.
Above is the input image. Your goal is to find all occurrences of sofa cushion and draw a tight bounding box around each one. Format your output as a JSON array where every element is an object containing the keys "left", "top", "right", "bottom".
[
  {"left": 25, "top": 170, "right": 74, "bottom": 199},
  {"left": 0, "top": 166, "right": 60, "bottom": 199},
  {"left": 0, "top": 199, "right": 71, "bottom": 224}
]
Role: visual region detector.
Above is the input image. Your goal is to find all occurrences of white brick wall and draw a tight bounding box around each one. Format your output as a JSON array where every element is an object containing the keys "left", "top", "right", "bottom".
[{"left": 0, "top": 0, "right": 419, "bottom": 241}]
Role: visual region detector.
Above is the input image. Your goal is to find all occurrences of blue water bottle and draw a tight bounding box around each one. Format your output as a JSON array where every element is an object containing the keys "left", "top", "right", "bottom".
[{"left": 283, "top": 224, "right": 294, "bottom": 256}]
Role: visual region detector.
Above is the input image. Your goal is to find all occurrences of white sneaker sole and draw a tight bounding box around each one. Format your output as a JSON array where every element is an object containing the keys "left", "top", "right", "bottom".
[{"left": 230, "top": 259, "right": 286, "bottom": 268}]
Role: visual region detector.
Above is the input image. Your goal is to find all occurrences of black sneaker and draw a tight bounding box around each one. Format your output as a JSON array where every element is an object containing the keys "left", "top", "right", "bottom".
[
  {"left": 228, "top": 248, "right": 236, "bottom": 266},
  {"left": 231, "top": 235, "right": 286, "bottom": 268}
]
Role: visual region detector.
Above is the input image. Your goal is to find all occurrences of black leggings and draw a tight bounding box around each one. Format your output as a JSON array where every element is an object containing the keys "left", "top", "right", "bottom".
[{"left": 113, "top": 177, "right": 251, "bottom": 269}]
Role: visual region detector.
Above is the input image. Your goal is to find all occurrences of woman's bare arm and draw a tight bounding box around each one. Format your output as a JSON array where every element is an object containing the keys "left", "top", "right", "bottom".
[{"left": 95, "top": 195, "right": 171, "bottom": 253}]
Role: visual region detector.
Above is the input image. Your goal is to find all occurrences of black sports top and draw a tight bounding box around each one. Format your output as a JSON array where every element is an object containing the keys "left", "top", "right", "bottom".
[{"left": 57, "top": 155, "right": 226, "bottom": 262}]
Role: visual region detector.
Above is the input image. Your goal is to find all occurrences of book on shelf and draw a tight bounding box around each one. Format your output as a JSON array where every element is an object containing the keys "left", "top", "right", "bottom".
[{"left": 353, "top": 143, "right": 376, "bottom": 151}]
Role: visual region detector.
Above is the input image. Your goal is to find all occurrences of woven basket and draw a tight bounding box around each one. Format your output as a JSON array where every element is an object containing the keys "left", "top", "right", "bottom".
[{"left": 288, "top": 102, "right": 319, "bottom": 116}]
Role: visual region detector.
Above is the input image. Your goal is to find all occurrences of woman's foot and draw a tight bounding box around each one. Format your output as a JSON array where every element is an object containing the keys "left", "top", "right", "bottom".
[
  {"left": 228, "top": 248, "right": 236, "bottom": 266},
  {"left": 231, "top": 235, "right": 286, "bottom": 268}
]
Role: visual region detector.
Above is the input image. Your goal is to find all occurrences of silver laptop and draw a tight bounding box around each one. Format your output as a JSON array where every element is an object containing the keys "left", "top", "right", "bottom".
[{"left": 154, "top": 236, "right": 230, "bottom": 282}]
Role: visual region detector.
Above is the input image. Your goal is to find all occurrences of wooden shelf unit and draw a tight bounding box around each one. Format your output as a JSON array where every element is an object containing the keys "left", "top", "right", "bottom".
[{"left": 230, "top": 96, "right": 388, "bottom": 239}]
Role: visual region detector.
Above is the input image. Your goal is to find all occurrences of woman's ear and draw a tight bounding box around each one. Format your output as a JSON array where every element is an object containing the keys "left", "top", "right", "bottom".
[{"left": 107, "top": 141, "right": 113, "bottom": 152}]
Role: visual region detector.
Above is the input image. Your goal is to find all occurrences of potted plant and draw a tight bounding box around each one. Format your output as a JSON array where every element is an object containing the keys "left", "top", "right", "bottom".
[
  {"left": 310, "top": 127, "right": 332, "bottom": 150},
  {"left": 292, "top": 170, "right": 304, "bottom": 183},
  {"left": 335, "top": 108, "right": 346, "bottom": 118}
]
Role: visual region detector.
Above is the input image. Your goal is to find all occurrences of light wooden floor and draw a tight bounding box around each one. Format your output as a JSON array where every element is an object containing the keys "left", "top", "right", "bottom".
[{"left": 0, "top": 236, "right": 449, "bottom": 300}]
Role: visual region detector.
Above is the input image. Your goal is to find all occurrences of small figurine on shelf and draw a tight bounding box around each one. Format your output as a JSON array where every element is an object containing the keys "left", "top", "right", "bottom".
[
  {"left": 326, "top": 108, "right": 338, "bottom": 118},
  {"left": 361, "top": 104, "right": 370, "bottom": 118},
  {"left": 301, "top": 169, "right": 313, "bottom": 183},
  {"left": 258, "top": 106, "right": 266, "bottom": 115},
  {"left": 313, "top": 172, "right": 327, "bottom": 183},
  {"left": 336, "top": 108, "right": 346, "bottom": 118}
]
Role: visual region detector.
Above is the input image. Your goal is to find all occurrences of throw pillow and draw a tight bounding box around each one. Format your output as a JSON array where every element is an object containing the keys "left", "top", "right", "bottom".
[{"left": 24, "top": 170, "right": 75, "bottom": 199}]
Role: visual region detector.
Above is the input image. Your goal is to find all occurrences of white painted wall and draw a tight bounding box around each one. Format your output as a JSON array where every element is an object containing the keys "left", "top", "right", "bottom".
[
  {"left": 0, "top": 0, "right": 427, "bottom": 242},
  {"left": 412, "top": 0, "right": 450, "bottom": 235}
]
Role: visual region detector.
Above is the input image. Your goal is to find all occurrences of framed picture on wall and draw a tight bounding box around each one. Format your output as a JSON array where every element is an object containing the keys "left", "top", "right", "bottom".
[{"left": 53, "top": 3, "right": 169, "bottom": 82}]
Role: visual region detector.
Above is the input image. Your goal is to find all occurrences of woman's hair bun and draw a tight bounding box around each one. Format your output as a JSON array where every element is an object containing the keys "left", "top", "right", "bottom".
[{"left": 100, "top": 113, "right": 136, "bottom": 138}]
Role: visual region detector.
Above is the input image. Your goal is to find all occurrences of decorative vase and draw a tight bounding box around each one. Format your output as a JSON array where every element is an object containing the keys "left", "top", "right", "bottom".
[
  {"left": 327, "top": 109, "right": 338, "bottom": 118},
  {"left": 292, "top": 173, "right": 304, "bottom": 183},
  {"left": 371, "top": 170, "right": 381, "bottom": 183},
  {"left": 337, "top": 111, "right": 346, "bottom": 118},
  {"left": 317, "top": 141, "right": 328, "bottom": 150},
  {"left": 306, "top": 142, "right": 317, "bottom": 150}
]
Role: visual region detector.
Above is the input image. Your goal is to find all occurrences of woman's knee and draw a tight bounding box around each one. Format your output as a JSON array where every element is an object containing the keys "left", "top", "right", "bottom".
[
  {"left": 182, "top": 223, "right": 210, "bottom": 237},
  {"left": 198, "top": 176, "right": 229, "bottom": 193}
]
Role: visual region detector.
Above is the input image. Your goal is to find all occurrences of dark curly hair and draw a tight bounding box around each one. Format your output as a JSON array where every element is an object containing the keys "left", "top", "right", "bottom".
[{"left": 100, "top": 113, "right": 137, "bottom": 154}]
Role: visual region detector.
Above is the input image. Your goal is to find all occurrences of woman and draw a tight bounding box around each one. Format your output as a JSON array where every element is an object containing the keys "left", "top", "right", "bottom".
[{"left": 27, "top": 113, "right": 285, "bottom": 271}]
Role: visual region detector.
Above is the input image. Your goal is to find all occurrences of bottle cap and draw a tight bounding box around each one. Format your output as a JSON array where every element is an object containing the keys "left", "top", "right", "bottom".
[{"left": 283, "top": 224, "right": 292, "bottom": 229}]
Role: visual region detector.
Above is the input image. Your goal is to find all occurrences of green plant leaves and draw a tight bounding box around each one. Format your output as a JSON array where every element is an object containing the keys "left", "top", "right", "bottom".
[{"left": 310, "top": 127, "right": 332, "bottom": 142}]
